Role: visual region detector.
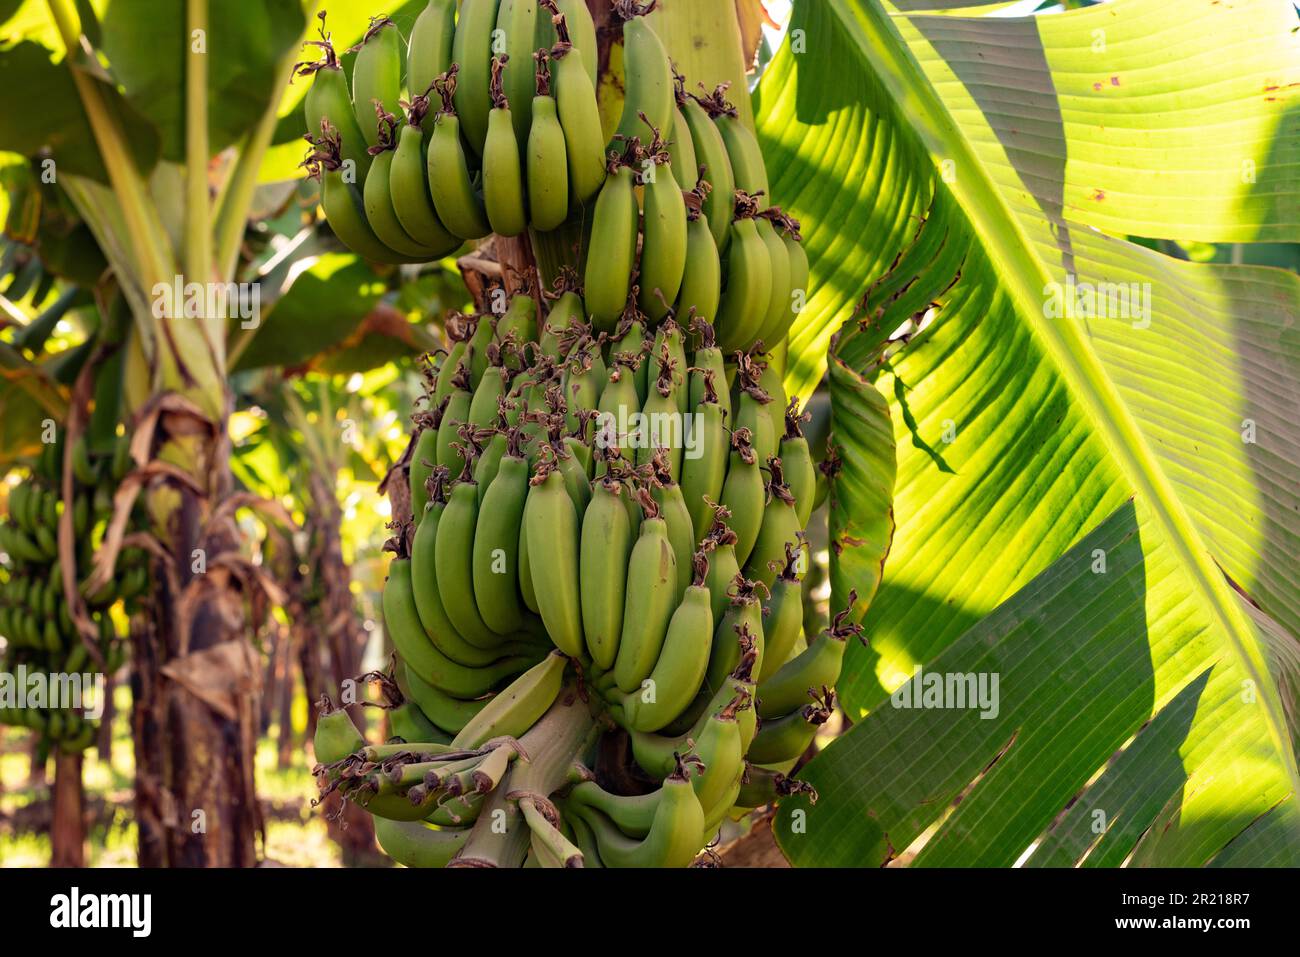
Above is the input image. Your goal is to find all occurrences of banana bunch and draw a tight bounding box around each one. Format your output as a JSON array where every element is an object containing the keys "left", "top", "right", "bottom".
[
  {"left": 318, "top": 285, "right": 857, "bottom": 867},
  {"left": 297, "top": 2, "right": 804, "bottom": 360},
  {"left": 0, "top": 436, "right": 136, "bottom": 754}
]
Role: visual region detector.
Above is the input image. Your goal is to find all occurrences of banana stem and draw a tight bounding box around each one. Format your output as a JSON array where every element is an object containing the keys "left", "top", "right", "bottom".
[{"left": 454, "top": 684, "right": 596, "bottom": 867}]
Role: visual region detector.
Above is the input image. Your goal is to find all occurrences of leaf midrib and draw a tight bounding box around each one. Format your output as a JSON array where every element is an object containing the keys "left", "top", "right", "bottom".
[{"left": 837, "top": 0, "right": 1300, "bottom": 803}]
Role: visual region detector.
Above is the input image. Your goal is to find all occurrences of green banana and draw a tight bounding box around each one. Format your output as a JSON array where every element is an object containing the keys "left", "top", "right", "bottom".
[
  {"left": 363, "top": 111, "right": 444, "bottom": 260},
  {"left": 612, "top": 493, "right": 677, "bottom": 694},
  {"left": 734, "top": 354, "right": 778, "bottom": 468},
  {"left": 584, "top": 151, "right": 639, "bottom": 331},
  {"left": 375, "top": 817, "right": 470, "bottom": 868},
  {"left": 715, "top": 197, "right": 773, "bottom": 354},
  {"left": 748, "top": 688, "right": 833, "bottom": 766},
  {"left": 390, "top": 102, "right": 461, "bottom": 253},
  {"left": 636, "top": 348, "right": 682, "bottom": 480},
  {"left": 309, "top": 128, "right": 414, "bottom": 264},
  {"left": 753, "top": 215, "right": 791, "bottom": 347},
  {"left": 385, "top": 556, "right": 534, "bottom": 697},
  {"left": 718, "top": 428, "right": 764, "bottom": 568},
  {"left": 705, "top": 576, "right": 765, "bottom": 694},
  {"left": 407, "top": 0, "right": 456, "bottom": 116},
  {"left": 677, "top": 78, "right": 734, "bottom": 249},
  {"left": 314, "top": 703, "right": 366, "bottom": 764},
  {"left": 689, "top": 693, "right": 747, "bottom": 822},
  {"left": 497, "top": 289, "right": 539, "bottom": 346},
  {"left": 780, "top": 396, "right": 817, "bottom": 529},
  {"left": 667, "top": 104, "right": 697, "bottom": 193},
  {"left": 452, "top": 650, "right": 568, "bottom": 747},
  {"left": 451, "top": 0, "right": 501, "bottom": 157},
  {"left": 546, "top": 4, "right": 606, "bottom": 204},
  {"left": 619, "top": 552, "right": 714, "bottom": 733},
  {"left": 680, "top": 368, "right": 728, "bottom": 541},
  {"left": 548, "top": 0, "right": 597, "bottom": 89},
  {"left": 758, "top": 594, "right": 862, "bottom": 720},
  {"left": 483, "top": 56, "right": 529, "bottom": 237},
  {"left": 649, "top": 453, "right": 694, "bottom": 600},
  {"left": 389, "top": 699, "right": 450, "bottom": 744},
  {"left": 612, "top": 9, "right": 673, "bottom": 148},
  {"left": 571, "top": 758, "right": 705, "bottom": 867},
  {"left": 540, "top": 274, "right": 584, "bottom": 356},
  {"left": 675, "top": 183, "right": 722, "bottom": 323},
  {"left": 705, "top": 85, "right": 769, "bottom": 208},
  {"left": 437, "top": 466, "right": 509, "bottom": 649},
  {"left": 651, "top": 315, "right": 689, "bottom": 416},
  {"left": 523, "top": 460, "right": 585, "bottom": 657},
  {"left": 527, "top": 53, "right": 570, "bottom": 231},
  {"left": 495, "top": 0, "right": 540, "bottom": 148},
  {"left": 757, "top": 541, "right": 806, "bottom": 684},
  {"left": 579, "top": 458, "right": 634, "bottom": 670},
  {"left": 771, "top": 210, "right": 809, "bottom": 346},
  {"left": 409, "top": 414, "right": 441, "bottom": 524},
  {"left": 745, "top": 458, "right": 801, "bottom": 593},
  {"left": 404, "top": 664, "right": 491, "bottom": 734},
  {"left": 297, "top": 15, "right": 372, "bottom": 179},
  {"left": 567, "top": 780, "right": 661, "bottom": 838},
  {"left": 472, "top": 431, "right": 530, "bottom": 635},
  {"left": 427, "top": 69, "right": 492, "bottom": 239},
  {"left": 351, "top": 18, "right": 404, "bottom": 148},
  {"left": 436, "top": 375, "right": 472, "bottom": 480}
]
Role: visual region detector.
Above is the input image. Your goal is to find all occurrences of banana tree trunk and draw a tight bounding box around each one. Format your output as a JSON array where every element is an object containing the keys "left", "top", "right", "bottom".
[{"left": 49, "top": 752, "right": 85, "bottom": 867}]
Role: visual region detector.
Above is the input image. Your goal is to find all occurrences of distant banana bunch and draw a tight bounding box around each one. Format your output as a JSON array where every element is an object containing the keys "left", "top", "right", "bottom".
[
  {"left": 0, "top": 435, "right": 137, "bottom": 753},
  {"left": 315, "top": 285, "right": 855, "bottom": 867},
  {"left": 296, "top": 0, "right": 805, "bottom": 358}
]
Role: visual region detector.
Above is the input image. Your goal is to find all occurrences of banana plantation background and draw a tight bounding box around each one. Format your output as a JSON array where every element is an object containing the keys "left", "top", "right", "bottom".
[{"left": 0, "top": 0, "right": 1297, "bottom": 869}]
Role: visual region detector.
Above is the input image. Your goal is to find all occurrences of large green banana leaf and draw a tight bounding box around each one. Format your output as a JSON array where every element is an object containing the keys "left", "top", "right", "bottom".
[{"left": 757, "top": 0, "right": 1300, "bottom": 865}]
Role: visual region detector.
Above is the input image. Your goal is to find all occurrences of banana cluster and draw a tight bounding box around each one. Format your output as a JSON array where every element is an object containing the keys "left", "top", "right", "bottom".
[
  {"left": 298, "top": 0, "right": 804, "bottom": 359},
  {"left": 0, "top": 437, "right": 134, "bottom": 752},
  {"left": 316, "top": 286, "right": 855, "bottom": 866}
]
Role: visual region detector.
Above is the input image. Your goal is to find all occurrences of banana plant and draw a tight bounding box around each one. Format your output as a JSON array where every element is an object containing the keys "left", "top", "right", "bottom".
[{"left": 760, "top": 0, "right": 1300, "bottom": 866}]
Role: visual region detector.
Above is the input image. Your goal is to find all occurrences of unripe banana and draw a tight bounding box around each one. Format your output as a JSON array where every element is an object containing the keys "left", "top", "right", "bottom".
[
  {"left": 775, "top": 212, "right": 809, "bottom": 345},
  {"left": 407, "top": 0, "right": 456, "bottom": 118},
  {"left": 389, "top": 699, "right": 450, "bottom": 744},
  {"left": 637, "top": 142, "right": 687, "bottom": 322},
  {"left": 351, "top": 18, "right": 404, "bottom": 148},
  {"left": 579, "top": 462, "right": 634, "bottom": 670},
  {"left": 718, "top": 428, "right": 764, "bottom": 568},
  {"left": 308, "top": 128, "right": 414, "bottom": 264},
  {"left": 613, "top": 493, "right": 677, "bottom": 694},
  {"left": 385, "top": 556, "right": 534, "bottom": 697},
  {"left": 753, "top": 215, "right": 792, "bottom": 347},
  {"left": 363, "top": 112, "right": 444, "bottom": 261},
  {"left": 297, "top": 18, "right": 372, "bottom": 179},
  {"left": 452, "top": 649, "right": 567, "bottom": 747},
  {"left": 375, "top": 817, "right": 470, "bottom": 868},
  {"left": 677, "top": 80, "right": 734, "bottom": 249},
  {"left": 651, "top": 316, "right": 689, "bottom": 416},
  {"left": 757, "top": 594, "right": 862, "bottom": 720},
  {"left": 705, "top": 577, "right": 765, "bottom": 694},
  {"left": 524, "top": 461, "right": 585, "bottom": 657},
  {"left": 745, "top": 458, "right": 801, "bottom": 593},
  {"left": 314, "top": 704, "right": 366, "bottom": 764},
  {"left": 483, "top": 56, "right": 529, "bottom": 238},
  {"left": 613, "top": 10, "right": 673, "bottom": 148},
  {"left": 495, "top": 0, "right": 541, "bottom": 148},
  {"left": 548, "top": 0, "right": 597, "bottom": 88},
  {"left": 427, "top": 69, "right": 492, "bottom": 239},
  {"left": 757, "top": 542, "right": 806, "bottom": 684},
  {"left": 527, "top": 54, "right": 570, "bottom": 231},
  {"left": 540, "top": 276, "right": 584, "bottom": 357},
  {"left": 780, "top": 397, "right": 816, "bottom": 529},
  {"left": 390, "top": 105, "right": 460, "bottom": 253},
  {"left": 570, "top": 760, "right": 705, "bottom": 867},
  {"left": 748, "top": 689, "right": 833, "bottom": 766},
  {"left": 567, "top": 780, "right": 660, "bottom": 837},
  {"left": 680, "top": 370, "right": 728, "bottom": 541},
  {"left": 707, "top": 87, "right": 769, "bottom": 208},
  {"left": 472, "top": 437, "right": 530, "bottom": 635},
  {"left": 675, "top": 188, "right": 722, "bottom": 324},
  {"left": 715, "top": 197, "right": 773, "bottom": 355},
  {"left": 547, "top": 7, "right": 606, "bottom": 204},
  {"left": 437, "top": 468, "right": 510, "bottom": 649},
  {"left": 619, "top": 553, "right": 714, "bottom": 733},
  {"left": 649, "top": 453, "right": 694, "bottom": 600},
  {"left": 689, "top": 694, "right": 747, "bottom": 822},
  {"left": 451, "top": 0, "right": 501, "bottom": 157},
  {"left": 667, "top": 104, "right": 697, "bottom": 193},
  {"left": 436, "top": 376, "right": 472, "bottom": 480},
  {"left": 733, "top": 358, "right": 777, "bottom": 468},
  {"left": 584, "top": 154, "right": 639, "bottom": 331},
  {"left": 404, "top": 664, "right": 491, "bottom": 734}
]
